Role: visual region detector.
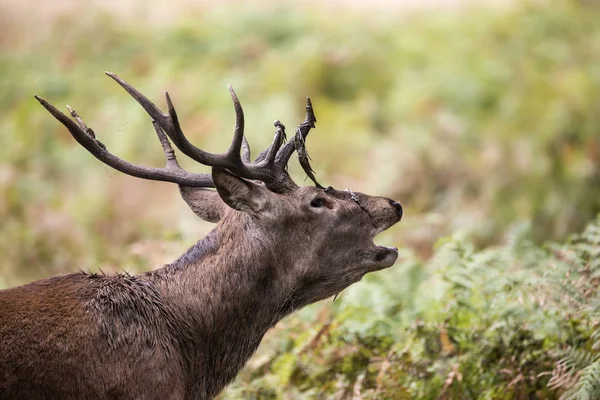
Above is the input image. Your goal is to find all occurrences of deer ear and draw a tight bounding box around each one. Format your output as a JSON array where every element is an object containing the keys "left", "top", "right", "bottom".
[
  {"left": 211, "top": 167, "right": 267, "bottom": 214},
  {"left": 179, "top": 186, "right": 226, "bottom": 223}
]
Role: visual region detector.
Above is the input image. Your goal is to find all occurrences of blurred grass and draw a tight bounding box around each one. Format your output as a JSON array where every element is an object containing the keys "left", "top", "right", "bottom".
[
  {"left": 2, "top": 0, "right": 600, "bottom": 397},
  {"left": 1, "top": 0, "right": 599, "bottom": 286}
]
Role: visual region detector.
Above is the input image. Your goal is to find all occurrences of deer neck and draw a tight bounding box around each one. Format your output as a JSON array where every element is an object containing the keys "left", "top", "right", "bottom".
[{"left": 144, "top": 217, "right": 289, "bottom": 395}]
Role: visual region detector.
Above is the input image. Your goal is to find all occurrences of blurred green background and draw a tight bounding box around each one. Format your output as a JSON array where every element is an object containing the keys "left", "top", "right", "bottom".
[{"left": 1, "top": 0, "right": 600, "bottom": 398}]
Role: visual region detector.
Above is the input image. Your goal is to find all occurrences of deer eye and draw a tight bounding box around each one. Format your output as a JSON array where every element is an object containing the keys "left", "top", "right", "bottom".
[{"left": 310, "top": 197, "right": 325, "bottom": 208}]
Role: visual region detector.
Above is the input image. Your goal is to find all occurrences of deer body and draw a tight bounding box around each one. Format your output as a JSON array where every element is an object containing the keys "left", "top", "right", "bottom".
[
  {"left": 0, "top": 74, "right": 402, "bottom": 399},
  {"left": 1, "top": 228, "right": 279, "bottom": 399}
]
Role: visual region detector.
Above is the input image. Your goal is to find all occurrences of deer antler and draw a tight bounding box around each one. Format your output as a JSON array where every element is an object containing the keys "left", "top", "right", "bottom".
[
  {"left": 34, "top": 73, "right": 321, "bottom": 192},
  {"left": 34, "top": 95, "right": 214, "bottom": 187}
]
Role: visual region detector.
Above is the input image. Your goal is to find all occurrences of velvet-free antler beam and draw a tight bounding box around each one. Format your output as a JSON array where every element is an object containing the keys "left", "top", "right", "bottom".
[{"left": 35, "top": 73, "right": 322, "bottom": 192}]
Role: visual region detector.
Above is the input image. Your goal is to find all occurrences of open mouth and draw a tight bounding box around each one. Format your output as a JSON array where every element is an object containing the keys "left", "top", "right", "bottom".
[
  {"left": 371, "top": 220, "right": 400, "bottom": 267},
  {"left": 367, "top": 209, "right": 402, "bottom": 269}
]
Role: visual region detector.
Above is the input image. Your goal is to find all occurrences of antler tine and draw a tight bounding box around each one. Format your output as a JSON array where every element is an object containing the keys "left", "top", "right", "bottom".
[
  {"left": 152, "top": 120, "right": 181, "bottom": 169},
  {"left": 264, "top": 121, "right": 286, "bottom": 166},
  {"left": 254, "top": 120, "right": 287, "bottom": 164},
  {"left": 34, "top": 95, "right": 213, "bottom": 187},
  {"left": 275, "top": 97, "right": 317, "bottom": 168},
  {"left": 225, "top": 85, "right": 245, "bottom": 162}
]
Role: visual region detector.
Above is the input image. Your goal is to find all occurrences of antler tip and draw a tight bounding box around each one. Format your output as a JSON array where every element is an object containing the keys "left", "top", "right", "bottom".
[
  {"left": 33, "top": 95, "right": 53, "bottom": 112},
  {"left": 306, "top": 98, "right": 314, "bottom": 112},
  {"left": 305, "top": 97, "right": 316, "bottom": 126},
  {"left": 105, "top": 71, "right": 121, "bottom": 84},
  {"left": 164, "top": 91, "right": 176, "bottom": 115},
  {"left": 228, "top": 84, "right": 238, "bottom": 99}
]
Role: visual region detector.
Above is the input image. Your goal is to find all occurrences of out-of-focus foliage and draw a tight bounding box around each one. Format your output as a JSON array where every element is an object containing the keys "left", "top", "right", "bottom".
[
  {"left": 2, "top": 0, "right": 599, "bottom": 285},
  {"left": 223, "top": 216, "right": 600, "bottom": 399},
  {"left": 2, "top": 0, "right": 600, "bottom": 398}
]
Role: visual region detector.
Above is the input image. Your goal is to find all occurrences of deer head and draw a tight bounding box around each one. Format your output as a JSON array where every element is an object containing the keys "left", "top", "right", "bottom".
[{"left": 34, "top": 72, "right": 402, "bottom": 310}]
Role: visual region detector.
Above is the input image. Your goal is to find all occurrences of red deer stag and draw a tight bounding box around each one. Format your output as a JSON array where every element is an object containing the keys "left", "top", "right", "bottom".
[{"left": 0, "top": 73, "right": 403, "bottom": 399}]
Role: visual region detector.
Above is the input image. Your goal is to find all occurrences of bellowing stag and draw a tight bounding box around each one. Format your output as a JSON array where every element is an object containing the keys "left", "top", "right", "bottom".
[{"left": 0, "top": 73, "right": 403, "bottom": 399}]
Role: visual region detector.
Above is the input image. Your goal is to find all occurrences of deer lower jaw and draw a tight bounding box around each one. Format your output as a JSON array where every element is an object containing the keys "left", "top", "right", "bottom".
[{"left": 371, "top": 245, "right": 399, "bottom": 270}]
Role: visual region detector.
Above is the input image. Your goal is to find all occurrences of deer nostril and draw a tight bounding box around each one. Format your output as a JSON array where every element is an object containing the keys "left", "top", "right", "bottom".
[{"left": 389, "top": 200, "right": 403, "bottom": 220}]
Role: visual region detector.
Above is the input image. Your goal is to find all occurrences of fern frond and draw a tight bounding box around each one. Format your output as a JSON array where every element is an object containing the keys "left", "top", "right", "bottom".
[{"left": 560, "top": 360, "right": 600, "bottom": 400}]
